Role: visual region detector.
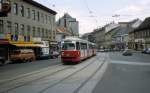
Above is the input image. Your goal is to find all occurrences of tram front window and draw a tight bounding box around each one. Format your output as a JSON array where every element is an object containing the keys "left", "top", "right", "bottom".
[{"left": 62, "top": 43, "right": 75, "bottom": 50}]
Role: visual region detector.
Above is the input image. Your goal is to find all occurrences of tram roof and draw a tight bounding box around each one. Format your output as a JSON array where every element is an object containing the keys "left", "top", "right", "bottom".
[{"left": 62, "top": 37, "right": 95, "bottom": 44}]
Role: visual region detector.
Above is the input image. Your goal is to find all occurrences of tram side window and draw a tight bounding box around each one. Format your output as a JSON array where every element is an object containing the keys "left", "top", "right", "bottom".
[
  {"left": 92, "top": 45, "right": 96, "bottom": 49},
  {"left": 81, "top": 43, "right": 87, "bottom": 50},
  {"left": 76, "top": 42, "right": 80, "bottom": 50},
  {"left": 89, "top": 44, "right": 92, "bottom": 49}
]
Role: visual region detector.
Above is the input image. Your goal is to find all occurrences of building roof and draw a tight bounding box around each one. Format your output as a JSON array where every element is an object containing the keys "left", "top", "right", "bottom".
[
  {"left": 105, "top": 27, "right": 119, "bottom": 35},
  {"left": 134, "top": 17, "right": 150, "bottom": 31},
  {"left": 112, "top": 27, "right": 130, "bottom": 37},
  {"left": 56, "top": 27, "right": 72, "bottom": 35},
  {"left": 23, "top": 0, "right": 57, "bottom": 15},
  {"left": 56, "top": 27, "right": 66, "bottom": 33}
]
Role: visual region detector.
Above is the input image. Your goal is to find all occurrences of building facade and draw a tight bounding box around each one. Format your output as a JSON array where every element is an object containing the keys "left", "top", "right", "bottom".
[
  {"left": 0, "top": 0, "right": 57, "bottom": 61},
  {"left": 57, "top": 13, "right": 79, "bottom": 36},
  {"left": 130, "top": 17, "right": 150, "bottom": 50},
  {"left": 0, "top": 0, "right": 56, "bottom": 43}
]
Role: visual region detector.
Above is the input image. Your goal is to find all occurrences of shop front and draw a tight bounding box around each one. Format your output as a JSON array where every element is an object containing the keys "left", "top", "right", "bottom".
[{"left": 0, "top": 39, "right": 15, "bottom": 64}]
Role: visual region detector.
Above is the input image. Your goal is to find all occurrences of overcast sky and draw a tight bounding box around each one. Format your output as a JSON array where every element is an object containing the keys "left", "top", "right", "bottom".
[{"left": 35, "top": 0, "right": 150, "bottom": 34}]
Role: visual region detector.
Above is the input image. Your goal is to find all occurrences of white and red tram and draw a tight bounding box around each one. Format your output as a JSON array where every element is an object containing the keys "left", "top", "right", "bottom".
[{"left": 61, "top": 37, "right": 96, "bottom": 64}]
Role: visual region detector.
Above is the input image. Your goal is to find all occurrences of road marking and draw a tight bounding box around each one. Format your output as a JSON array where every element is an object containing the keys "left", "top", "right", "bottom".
[{"left": 111, "top": 60, "right": 150, "bottom": 66}]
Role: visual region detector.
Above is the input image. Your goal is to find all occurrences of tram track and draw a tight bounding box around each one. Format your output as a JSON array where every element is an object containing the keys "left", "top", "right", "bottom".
[
  {"left": 73, "top": 53, "right": 107, "bottom": 93},
  {"left": 0, "top": 65, "right": 72, "bottom": 93},
  {"left": 0, "top": 54, "right": 106, "bottom": 93},
  {"left": 0, "top": 57, "right": 97, "bottom": 93},
  {"left": 38, "top": 55, "right": 105, "bottom": 93},
  {"left": 0, "top": 64, "right": 62, "bottom": 85}
]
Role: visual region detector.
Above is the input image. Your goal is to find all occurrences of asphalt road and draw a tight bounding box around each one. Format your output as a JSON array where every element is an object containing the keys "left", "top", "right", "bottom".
[
  {"left": 0, "top": 54, "right": 107, "bottom": 93},
  {"left": 109, "top": 51, "right": 150, "bottom": 63},
  {"left": 0, "top": 58, "right": 61, "bottom": 80},
  {"left": 93, "top": 52, "right": 150, "bottom": 93},
  {"left": 1, "top": 52, "right": 150, "bottom": 93}
]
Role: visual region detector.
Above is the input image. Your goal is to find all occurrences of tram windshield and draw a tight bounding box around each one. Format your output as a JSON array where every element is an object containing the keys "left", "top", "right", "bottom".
[{"left": 62, "top": 43, "right": 75, "bottom": 50}]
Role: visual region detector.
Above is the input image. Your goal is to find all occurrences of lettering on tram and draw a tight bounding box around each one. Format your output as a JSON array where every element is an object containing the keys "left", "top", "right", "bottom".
[{"left": 61, "top": 37, "right": 96, "bottom": 64}]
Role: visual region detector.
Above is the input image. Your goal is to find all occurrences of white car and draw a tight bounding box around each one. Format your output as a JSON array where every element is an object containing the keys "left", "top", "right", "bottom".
[{"left": 50, "top": 51, "right": 60, "bottom": 58}]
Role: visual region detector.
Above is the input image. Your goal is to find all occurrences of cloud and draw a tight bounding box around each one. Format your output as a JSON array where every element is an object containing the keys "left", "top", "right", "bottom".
[{"left": 114, "top": 0, "right": 150, "bottom": 21}]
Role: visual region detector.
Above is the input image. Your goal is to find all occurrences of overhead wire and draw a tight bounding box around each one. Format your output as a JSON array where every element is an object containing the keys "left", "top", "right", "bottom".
[{"left": 83, "top": 0, "right": 98, "bottom": 26}]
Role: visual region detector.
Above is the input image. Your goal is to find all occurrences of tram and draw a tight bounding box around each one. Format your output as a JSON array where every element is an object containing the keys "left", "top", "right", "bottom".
[{"left": 61, "top": 37, "right": 96, "bottom": 64}]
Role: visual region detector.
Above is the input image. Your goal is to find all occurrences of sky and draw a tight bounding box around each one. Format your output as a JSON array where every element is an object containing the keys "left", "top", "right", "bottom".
[{"left": 35, "top": 0, "right": 150, "bottom": 35}]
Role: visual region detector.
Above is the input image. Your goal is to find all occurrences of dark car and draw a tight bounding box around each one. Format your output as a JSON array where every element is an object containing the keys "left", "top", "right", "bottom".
[{"left": 122, "top": 49, "right": 132, "bottom": 56}]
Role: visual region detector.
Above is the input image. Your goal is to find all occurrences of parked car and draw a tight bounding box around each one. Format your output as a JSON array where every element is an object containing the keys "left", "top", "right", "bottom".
[
  {"left": 122, "top": 49, "right": 132, "bottom": 56},
  {"left": 10, "top": 49, "right": 36, "bottom": 62},
  {"left": 97, "top": 49, "right": 105, "bottom": 52},
  {"left": 142, "top": 48, "right": 150, "bottom": 54}
]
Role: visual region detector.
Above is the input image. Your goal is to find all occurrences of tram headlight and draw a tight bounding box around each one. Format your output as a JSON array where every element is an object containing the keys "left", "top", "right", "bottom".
[
  {"left": 61, "top": 52, "right": 64, "bottom": 56},
  {"left": 77, "top": 51, "right": 80, "bottom": 56}
]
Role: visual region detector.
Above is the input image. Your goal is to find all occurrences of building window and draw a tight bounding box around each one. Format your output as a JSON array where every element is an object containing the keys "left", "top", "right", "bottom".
[
  {"left": 41, "top": 13, "right": 44, "bottom": 23},
  {"left": 37, "top": 27, "right": 40, "bottom": 37},
  {"left": 14, "top": 23, "right": 19, "bottom": 35},
  {"left": 44, "top": 29, "right": 47, "bottom": 38},
  {"left": 45, "top": 15, "right": 47, "bottom": 24},
  {"left": 37, "top": 11, "right": 40, "bottom": 21},
  {"left": 148, "top": 29, "right": 150, "bottom": 37},
  {"left": 46, "top": 30, "right": 49, "bottom": 38},
  {"left": 27, "top": 25, "right": 30, "bottom": 36},
  {"left": 0, "top": 20, "right": 4, "bottom": 34},
  {"left": 7, "top": 21, "right": 12, "bottom": 34},
  {"left": 42, "top": 28, "right": 44, "bottom": 37},
  {"left": 32, "top": 27, "right": 35, "bottom": 37},
  {"left": 49, "top": 16, "right": 51, "bottom": 24},
  {"left": 20, "top": 24, "right": 24, "bottom": 35},
  {"left": 145, "top": 30, "right": 147, "bottom": 37},
  {"left": 26, "top": 8, "right": 30, "bottom": 18},
  {"left": 13, "top": 3, "right": 18, "bottom": 15},
  {"left": 20, "top": 5, "right": 24, "bottom": 17},
  {"left": 32, "top": 10, "right": 35, "bottom": 20}
]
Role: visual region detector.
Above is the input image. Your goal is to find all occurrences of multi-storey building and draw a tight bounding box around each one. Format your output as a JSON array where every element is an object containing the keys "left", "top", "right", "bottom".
[
  {"left": 57, "top": 13, "right": 79, "bottom": 36},
  {"left": 0, "top": 0, "right": 57, "bottom": 62},
  {"left": 130, "top": 17, "right": 150, "bottom": 50}
]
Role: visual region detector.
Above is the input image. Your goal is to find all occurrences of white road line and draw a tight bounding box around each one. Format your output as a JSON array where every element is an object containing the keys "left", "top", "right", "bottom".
[{"left": 111, "top": 60, "right": 150, "bottom": 66}]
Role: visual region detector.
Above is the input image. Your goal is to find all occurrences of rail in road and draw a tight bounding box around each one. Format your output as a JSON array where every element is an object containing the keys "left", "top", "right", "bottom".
[{"left": 0, "top": 53, "right": 109, "bottom": 93}]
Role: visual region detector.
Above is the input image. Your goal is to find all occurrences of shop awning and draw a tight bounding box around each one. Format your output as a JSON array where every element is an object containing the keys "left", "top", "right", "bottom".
[{"left": 13, "top": 43, "right": 39, "bottom": 47}]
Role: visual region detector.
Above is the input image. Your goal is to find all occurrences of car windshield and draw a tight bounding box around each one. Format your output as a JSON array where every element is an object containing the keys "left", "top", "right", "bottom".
[{"left": 62, "top": 43, "right": 75, "bottom": 50}]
